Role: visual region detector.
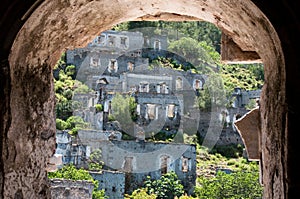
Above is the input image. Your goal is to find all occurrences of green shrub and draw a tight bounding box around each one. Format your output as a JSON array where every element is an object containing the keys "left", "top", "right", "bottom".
[
  {"left": 125, "top": 188, "right": 157, "bottom": 199},
  {"left": 178, "top": 195, "right": 197, "bottom": 199},
  {"left": 56, "top": 118, "right": 70, "bottom": 130},
  {"left": 88, "top": 149, "right": 103, "bottom": 171},
  {"left": 95, "top": 104, "right": 103, "bottom": 112},
  {"left": 195, "top": 170, "right": 263, "bottom": 199},
  {"left": 66, "top": 116, "right": 88, "bottom": 129},
  {"left": 144, "top": 172, "right": 184, "bottom": 199},
  {"left": 65, "top": 65, "right": 76, "bottom": 77},
  {"left": 210, "top": 144, "right": 244, "bottom": 158},
  {"left": 108, "top": 114, "right": 115, "bottom": 121},
  {"left": 69, "top": 127, "right": 78, "bottom": 135}
]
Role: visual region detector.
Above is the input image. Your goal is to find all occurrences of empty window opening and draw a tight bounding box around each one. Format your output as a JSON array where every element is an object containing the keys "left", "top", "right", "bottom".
[
  {"left": 136, "top": 104, "right": 140, "bottom": 115},
  {"left": 181, "top": 157, "right": 190, "bottom": 172},
  {"left": 108, "top": 35, "right": 116, "bottom": 47},
  {"left": 90, "top": 57, "right": 100, "bottom": 68},
  {"left": 108, "top": 59, "right": 118, "bottom": 72},
  {"left": 127, "top": 61, "right": 134, "bottom": 71},
  {"left": 176, "top": 77, "right": 183, "bottom": 90},
  {"left": 123, "top": 157, "right": 133, "bottom": 172},
  {"left": 146, "top": 104, "right": 157, "bottom": 120},
  {"left": 167, "top": 104, "right": 176, "bottom": 118},
  {"left": 193, "top": 79, "right": 202, "bottom": 90},
  {"left": 157, "top": 82, "right": 168, "bottom": 94},
  {"left": 120, "top": 36, "right": 129, "bottom": 49},
  {"left": 154, "top": 39, "right": 161, "bottom": 50},
  {"left": 160, "top": 155, "right": 170, "bottom": 175},
  {"left": 139, "top": 82, "right": 149, "bottom": 93}
]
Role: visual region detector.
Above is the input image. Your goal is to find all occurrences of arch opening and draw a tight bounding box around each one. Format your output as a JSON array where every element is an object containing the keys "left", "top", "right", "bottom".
[{"left": 4, "top": 0, "right": 285, "bottom": 198}]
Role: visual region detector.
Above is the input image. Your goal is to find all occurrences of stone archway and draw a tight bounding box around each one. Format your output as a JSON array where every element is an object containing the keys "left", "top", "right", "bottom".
[{"left": 2, "top": 0, "right": 286, "bottom": 198}]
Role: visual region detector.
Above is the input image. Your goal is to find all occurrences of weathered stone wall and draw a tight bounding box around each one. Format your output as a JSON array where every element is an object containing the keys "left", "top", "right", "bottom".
[
  {"left": 81, "top": 140, "right": 196, "bottom": 194},
  {"left": 2, "top": 62, "right": 56, "bottom": 198},
  {"left": 49, "top": 179, "right": 94, "bottom": 199},
  {"left": 90, "top": 171, "right": 125, "bottom": 199},
  {"left": 55, "top": 131, "right": 88, "bottom": 167}
]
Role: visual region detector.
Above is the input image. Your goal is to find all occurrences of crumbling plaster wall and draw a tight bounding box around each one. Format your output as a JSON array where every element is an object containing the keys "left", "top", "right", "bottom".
[
  {"left": 49, "top": 179, "right": 94, "bottom": 199},
  {"left": 1, "top": 0, "right": 288, "bottom": 198},
  {"left": 90, "top": 171, "right": 125, "bottom": 199}
]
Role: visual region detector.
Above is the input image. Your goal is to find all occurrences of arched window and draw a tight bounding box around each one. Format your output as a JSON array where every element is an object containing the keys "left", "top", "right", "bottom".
[
  {"left": 176, "top": 77, "right": 183, "bottom": 90},
  {"left": 181, "top": 157, "right": 191, "bottom": 172},
  {"left": 193, "top": 79, "right": 203, "bottom": 90}
]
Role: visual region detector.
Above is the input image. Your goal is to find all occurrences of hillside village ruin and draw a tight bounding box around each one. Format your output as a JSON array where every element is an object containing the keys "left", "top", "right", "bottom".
[{"left": 50, "top": 30, "right": 261, "bottom": 198}]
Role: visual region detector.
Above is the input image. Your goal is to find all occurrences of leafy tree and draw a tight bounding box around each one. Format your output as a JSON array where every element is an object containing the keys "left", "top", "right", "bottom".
[
  {"left": 168, "top": 37, "right": 216, "bottom": 74},
  {"left": 48, "top": 164, "right": 107, "bottom": 199},
  {"left": 245, "top": 98, "right": 258, "bottom": 110},
  {"left": 65, "top": 64, "right": 76, "bottom": 78},
  {"left": 53, "top": 53, "right": 93, "bottom": 122},
  {"left": 66, "top": 115, "right": 88, "bottom": 129},
  {"left": 68, "top": 127, "right": 79, "bottom": 135},
  {"left": 74, "top": 80, "right": 91, "bottom": 94},
  {"left": 88, "top": 149, "right": 104, "bottom": 171},
  {"left": 111, "top": 93, "right": 137, "bottom": 134},
  {"left": 178, "top": 195, "right": 197, "bottom": 199},
  {"left": 221, "top": 64, "right": 264, "bottom": 92},
  {"left": 125, "top": 188, "right": 157, "bottom": 199},
  {"left": 195, "top": 73, "right": 227, "bottom": 111},
  {"left": 112, "top": 21, "right": 221, "bottom": 52},
  {"left": 160, "top": 21, "right": 221, "bottom": 52},
  {"left": 195, "top": 170, "right": 263, "bottom": 199},
  {"left": 150, "top": 56, "right": 188, "bottom": 71},
  {"left": 144, "top": 172, "right": 184, "bottom": 199}
]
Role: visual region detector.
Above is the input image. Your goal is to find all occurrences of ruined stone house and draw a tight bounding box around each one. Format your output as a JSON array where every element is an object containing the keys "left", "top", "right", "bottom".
[
  {"left": 68, "top": 30, "right": 261, "bottom": 148},
  {"left": 67, "top": 30, "right": 208, "bottom": 136},
  {"left": 54, "top": 130, "right": 196, "bottom": 197}
]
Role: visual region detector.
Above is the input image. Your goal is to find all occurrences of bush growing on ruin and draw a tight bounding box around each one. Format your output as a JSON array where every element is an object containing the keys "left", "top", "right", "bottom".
[
  {"left": 125, "top": 188, "right": 157, "bottom": 199},
  {"left": 48, "top": 164, "right": 107, "bottom": 199},
  {"left": 66, "top": 115, "right": 88, "bottom": 129},
  {"left": 195, "top": 170, "right": 263, "bottom": 199},
  {"left": 56, "top": 118, "right": 70, "bottom": 130},
  {"left": 95, "top": 104, "right": 103, "bottom": 112},
  {"left": 88, "top": 149, "right": 104, "bottom": 171},
  {"left": 144, "top": 172, "right": 184, "bottom": 199},
  {"left": 111, "top": 93, "right": 137, "bottom": 133}
]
